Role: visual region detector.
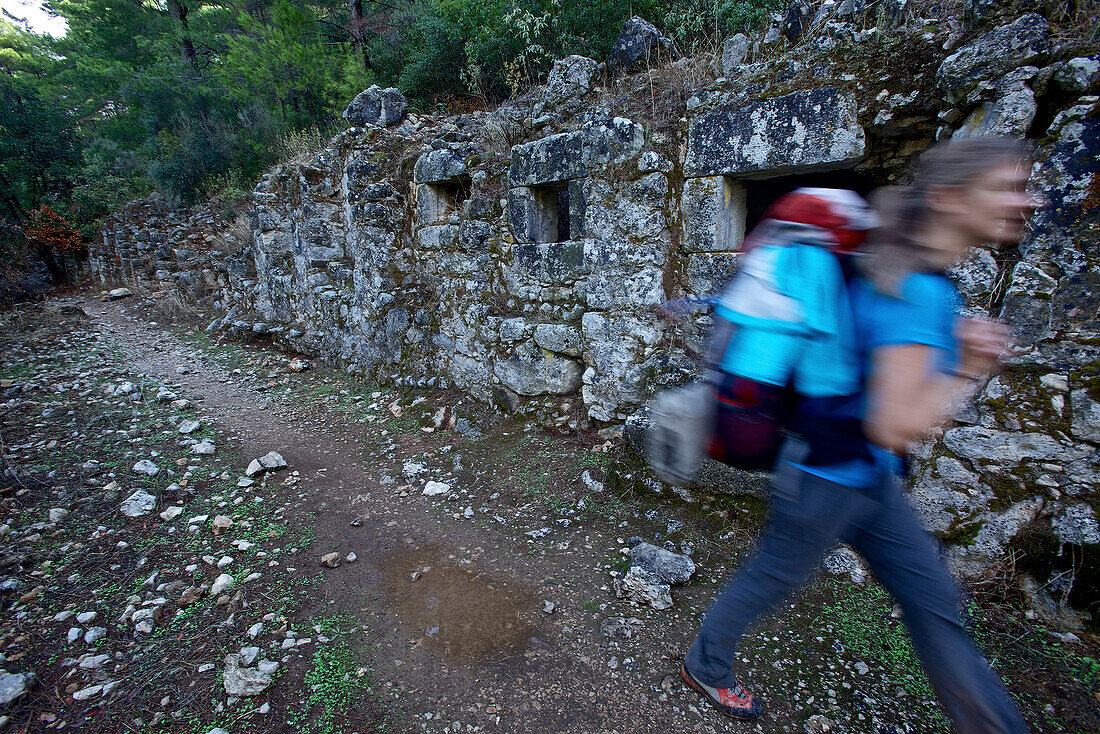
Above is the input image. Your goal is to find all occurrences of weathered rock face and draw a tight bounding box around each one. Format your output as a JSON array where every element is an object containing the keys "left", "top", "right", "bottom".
[
  {"left": 607, "top": 16, "right": 678, "bottom": 77},
  {"left": 937, "top": 13, "right": 1051, "bottom": 103},
  {"left": 343, "top": 85, "right": 408, "bottom": 127},
  {"left": 94, "top": 7, "right": 1099, "bottom": 593}
]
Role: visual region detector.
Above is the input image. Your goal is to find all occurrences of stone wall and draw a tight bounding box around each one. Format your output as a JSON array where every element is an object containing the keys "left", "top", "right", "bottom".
[{"left": 93, "top": 3, "right": 1099, "bottom": 613}]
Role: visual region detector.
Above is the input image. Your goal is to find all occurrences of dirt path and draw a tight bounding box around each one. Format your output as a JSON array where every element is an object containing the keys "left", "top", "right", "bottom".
[
  {"left": 81, "top": 296, "right": 706, "bottom": 733},
  {"left": 3, "top": 295, "right": 1094, "bottom": 734}
]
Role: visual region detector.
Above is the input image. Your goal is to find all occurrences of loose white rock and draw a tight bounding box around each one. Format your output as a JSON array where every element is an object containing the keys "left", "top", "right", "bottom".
[
  {"left": 211, "top": 574, "right": 235, "bottom": 595},
  {"left": 160, "top": 506, "right": 184, "bottom": 521},
  {"left": 120, "top": 489, "right": 156, "bottom": 517},
  {"left": 178, "top": 419, "right": 201, "bottom": 434},
  {"left": 245, "top": 451, "right": 287, "bottom": 477},
  {"left": 422, "top": 481, "right": 451, "bottom": 497},
  {"left": 132, "top": 460, "right": 160, "bottom": 476}
]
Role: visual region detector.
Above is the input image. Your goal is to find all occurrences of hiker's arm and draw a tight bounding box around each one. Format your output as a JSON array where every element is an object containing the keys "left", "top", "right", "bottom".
[{"left": 864, "top": 319, "right": 1009, "bottom": 454}]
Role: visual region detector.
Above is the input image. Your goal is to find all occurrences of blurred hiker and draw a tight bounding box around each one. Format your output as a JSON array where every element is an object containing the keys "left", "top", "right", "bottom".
[{"left": 681, "top": 137, "right": 1038, "bottom": 734}]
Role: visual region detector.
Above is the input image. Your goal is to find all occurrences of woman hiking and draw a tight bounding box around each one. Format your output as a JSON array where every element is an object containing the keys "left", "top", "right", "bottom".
[{"left": 681, "top": 137, "right": 1038, "bottom": 734}]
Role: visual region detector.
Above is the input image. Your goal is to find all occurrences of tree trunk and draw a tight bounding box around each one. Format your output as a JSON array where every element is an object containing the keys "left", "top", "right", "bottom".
[
  {"left": 348, "top": 0, "right": 369, "bottom": 74},
  {"left": 166, "top": 0, "right": 199, "bottom": 66},
  {"left": 34, "top": 242, "right": 68, "bottom": 285}
]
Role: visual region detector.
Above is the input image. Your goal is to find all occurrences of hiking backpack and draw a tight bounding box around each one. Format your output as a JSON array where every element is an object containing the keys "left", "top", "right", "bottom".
[{"left": 644, "top": 188, "right": 879, "bottom": 484}]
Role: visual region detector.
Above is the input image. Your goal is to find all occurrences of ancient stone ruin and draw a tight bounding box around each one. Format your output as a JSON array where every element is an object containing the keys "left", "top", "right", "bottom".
[{"left": 92, "top": 5, "right": 1098, "bottom": 625}]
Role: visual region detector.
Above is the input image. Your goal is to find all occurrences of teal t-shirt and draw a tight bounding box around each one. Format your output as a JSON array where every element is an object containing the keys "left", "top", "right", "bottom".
[{"left": 792, "top": 272, "right": 962, "bottom": 487}]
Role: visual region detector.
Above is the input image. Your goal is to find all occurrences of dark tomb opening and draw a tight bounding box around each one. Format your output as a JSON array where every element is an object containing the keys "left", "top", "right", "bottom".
[
  {"left": 741, "top": 169, "right": 880, "bottom": 234},
  {"left": 433, "top": 176, "right": 472, "bottom": 218}
]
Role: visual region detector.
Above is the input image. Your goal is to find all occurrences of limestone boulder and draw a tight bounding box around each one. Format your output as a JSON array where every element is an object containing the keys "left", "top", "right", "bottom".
[
  {"left": 540, "top": 55, "right": 599, "bottom": 108},
  {"left": 534, "top": 323, "right": 582, "bottom": 356},
  {"left": 413, "top": 149, "right": 469, "bottom": 185},
  {"left": 608, "top": 16, "right": 678, "bottom": 77},
  {"left": 1054, "top": 56, "right": 1100, "bottom": 93},
  {"left": 343, "top": 85, "right": 407, "bottom": 127},
  {"left": 954, "top": 68, "right": 1038, "bottom": 139},
  {"left": 509, "top": 118, "right": 644, "bottom": 187},
  {"left": 721, "top": 34, "right": 751, "bottom": 76},
  {"left": 936, "top": 14, "right": 1050, "bottom": 103},
  {"left": 1071, "top": 389, "right": 1100, "bottom": 444}
]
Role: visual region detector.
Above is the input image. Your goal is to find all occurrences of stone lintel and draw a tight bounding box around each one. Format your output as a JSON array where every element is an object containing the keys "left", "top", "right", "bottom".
[
  {"left": 509, "top": 118, "right": 644, "bottom": 188},
  {"left": 686, "top": 87, "right": 865, "bottom": 178}
]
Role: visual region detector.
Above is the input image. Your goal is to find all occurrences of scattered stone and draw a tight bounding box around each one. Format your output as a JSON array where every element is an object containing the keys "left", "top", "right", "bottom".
[
  {"left": 210, "top": 574, "right": 234, "bottom": 596},
  {"left": 350, "top": 517, "right": 363, "bottom": 527},
  {"left": 76, "top": 611, "right": 97, "bottom": 624},
  {"left": 222, "top": 654, "right": 273, "bottom": 697},
  {"left": 245, "top": 451, "right": 287, "bottom": 477},
  {"left": 212, "top": 515, "right": 233, "bottom": 534},
  {"left": 72, "top": 683, "right": 103, "bottom": 701},
  {"left": 83, "top": 627, "right": 106, "bottom": 644},
  {"left": 821, "top": 546, "right": 868, "bottom": 584},
  {"left": 160, "top": 506, "right": 184, "bottom": 521},
  {"left": 345, "top": 552, "right": 357, "bottom": 563},
  {"left": 320, "top": 552, "right": 340, "bottom": 568},
  {"left": 287, "top": 358, "right": 311, "bottom": 373},
  {"left": 120, "top": 489, "right": 157, "bottom": 517},
  {"left": 48, "top": 507, "right": 69, "bottom": 523},
  {"left": 627, "top": 542, "right": 695, "bottom": 585},
  {"left": 132, "top": 459, "right": 160, "bottom": 476},
  {"left": 804, "top": 714, "right": 836, "bottom": 733},
  {"left": 422, "top": 481, "right": 451, "bottom": 497},
  {"left": 247, "top": 622, "right": 263, "bottom": 638},
  {"left": 854, "top": 661, "right": 870, "bottom": 675},
  {"left": 402, "top": 460, "right": 428, "bottom": 478},
  {"left": 600, "top": 616, "right": 644, "bottom": 639},
  {"left": 178, "top": 419, "right": 201, "bottom": 434},
  {"left": 0, "top": 669, "right": 33, "bottom": 706},
  {"left": 614, "top": 566, "right": 672, "bottom": 610},
  {"left": 543, "top": 601, "right": 556, "bottom": 614},
  {"left": 107, "top": 288, "right": 133, "bottom": 300},
  {"left": 178, "top": 586, "right": 205, "bottom": 607},
  {"left": 191, "top": 438, "right": 216, "bottom": 455},
  {"left": 239, "top": 646, "right": 261, "bottom": 666}
]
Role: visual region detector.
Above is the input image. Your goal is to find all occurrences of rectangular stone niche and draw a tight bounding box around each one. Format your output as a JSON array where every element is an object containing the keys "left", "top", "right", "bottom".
[
  {"left": 417, "top": 177, "right": 471, "bottom": 225},
  {"left": 508, "top": 181, "right": 583, "bottom": 244}
]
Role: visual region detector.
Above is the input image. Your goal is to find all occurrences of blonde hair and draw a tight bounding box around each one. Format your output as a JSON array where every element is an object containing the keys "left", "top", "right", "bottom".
[{"left": 859, "top": 137, "right": 1033, "bottom": 295}]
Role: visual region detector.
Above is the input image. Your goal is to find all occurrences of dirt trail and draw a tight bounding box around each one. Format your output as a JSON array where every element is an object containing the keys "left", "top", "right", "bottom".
[
  {"left": 81, "top": 297, "right": 695, "bottom": 733},
  {"left": 52, "top": 295, "right": 1097, "bottom": 734}
]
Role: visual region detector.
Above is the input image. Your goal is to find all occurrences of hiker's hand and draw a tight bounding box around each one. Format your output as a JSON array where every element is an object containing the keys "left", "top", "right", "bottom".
[{"left": 955, "top": 317, "right": 1011, "bottom": 378}]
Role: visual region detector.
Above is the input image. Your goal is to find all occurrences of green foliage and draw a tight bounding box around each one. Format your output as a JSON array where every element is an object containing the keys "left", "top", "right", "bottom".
[{"left": 662, "top": 0, "right": 781, "bottom": 53}]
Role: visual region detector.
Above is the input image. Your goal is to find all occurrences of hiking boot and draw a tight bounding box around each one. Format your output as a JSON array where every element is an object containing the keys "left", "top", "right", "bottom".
[{"left": 680, "top": 661, "right": 762, "bottom": 720}]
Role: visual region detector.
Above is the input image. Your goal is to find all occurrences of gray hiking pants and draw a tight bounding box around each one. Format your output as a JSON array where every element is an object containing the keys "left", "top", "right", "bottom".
[{"left": 685, "top": 440, "right": 1027, "bottom": 734}]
